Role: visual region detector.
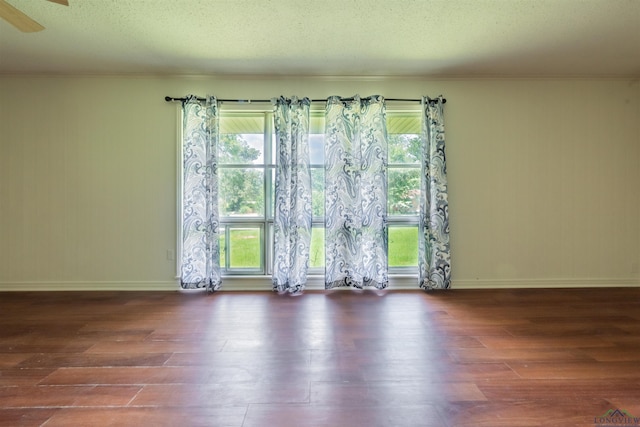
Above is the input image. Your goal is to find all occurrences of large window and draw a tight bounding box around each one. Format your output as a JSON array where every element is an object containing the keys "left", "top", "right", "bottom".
[
  {"left": 218, "top": 107, "right": 422, "bottom": 275},
  {"left": 218, "top": 111, "right": 273, "bottom": 274}
]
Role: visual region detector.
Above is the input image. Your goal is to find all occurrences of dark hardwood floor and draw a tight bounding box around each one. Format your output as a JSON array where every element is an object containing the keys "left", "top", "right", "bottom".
[{"left": 1, "top": 288, "right": 639, "bottom": 427}]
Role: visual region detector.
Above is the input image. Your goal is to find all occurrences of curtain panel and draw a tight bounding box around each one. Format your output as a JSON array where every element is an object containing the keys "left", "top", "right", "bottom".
[
  {"left": 179, "top": 96, "right": 222, "bottom": 291},
  {"left": 272, "top": 96, "right": 313, "bottom": 293},
  {"left": 419, "top": 96, "right": 451, "bottom": 290},
  {"left": 324, "top": 95, "right": 389, "bottom": 290}
]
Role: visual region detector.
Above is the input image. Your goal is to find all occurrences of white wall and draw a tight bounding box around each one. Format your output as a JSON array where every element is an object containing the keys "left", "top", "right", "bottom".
[{"left": 1, "top": 76, "right": 638, "bottom": 290}]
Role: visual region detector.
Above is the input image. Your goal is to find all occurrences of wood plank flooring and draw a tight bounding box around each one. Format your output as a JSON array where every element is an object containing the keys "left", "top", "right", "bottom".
[{"left": 1, "top": 288, "right": 639, "bottom": 427}]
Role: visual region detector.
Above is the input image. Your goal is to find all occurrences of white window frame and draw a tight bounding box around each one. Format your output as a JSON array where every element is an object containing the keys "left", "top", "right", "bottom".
[{"left": 218, "top": 109, "right": 275, "bottom": 276}]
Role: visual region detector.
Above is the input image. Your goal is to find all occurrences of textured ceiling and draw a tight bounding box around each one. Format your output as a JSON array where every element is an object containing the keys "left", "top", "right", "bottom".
[{"left": 0, "top": 0, "right": 639, "bottom": 77}]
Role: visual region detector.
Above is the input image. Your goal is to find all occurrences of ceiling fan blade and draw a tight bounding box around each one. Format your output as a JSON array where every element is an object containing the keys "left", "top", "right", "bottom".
[
  {"left": 0, "top": 0, "right": 45, "bottom": 32},
  {"left": 47, "top": 0, "right": 68, "bottom": 5}
]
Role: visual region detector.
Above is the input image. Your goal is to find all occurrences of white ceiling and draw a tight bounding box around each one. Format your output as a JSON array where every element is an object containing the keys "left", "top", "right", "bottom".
[{"left": 0, "top": 0, "right": 639, "bottom": 77}]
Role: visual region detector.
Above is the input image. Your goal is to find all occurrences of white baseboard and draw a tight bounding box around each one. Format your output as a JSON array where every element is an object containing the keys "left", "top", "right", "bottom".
[
  {"left": 0, "top": 281, "right": 179, "bottom": 291},
  {"left": 218, "top": 276, "right": 640, "bottom": 290},
  {"left": 452, "top": 278, "right": 640, "bottom": 289},
  {"left": 0, "top": 277, "right": 638, "bottom": 292}
]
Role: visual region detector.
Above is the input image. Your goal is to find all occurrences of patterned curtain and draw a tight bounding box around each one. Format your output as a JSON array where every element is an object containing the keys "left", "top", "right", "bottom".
[
  {"left": 272, "top": 97, "right": 313, "bottom": 293},
  {"left": 324, "top": 95, "right": 388, "bottom": 289},
  {"left": 419, "top": 96, "right": 451, "bottom": 290},
  {"left": 179, "top": 96, "right": 222, "bottom": 292}
]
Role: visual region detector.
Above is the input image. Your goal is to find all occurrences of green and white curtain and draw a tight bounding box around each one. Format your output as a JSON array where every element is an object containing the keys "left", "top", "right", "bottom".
[
  {"left": 419, "top": 96, "right": 451, "bottom": 289},
  {"left": 180, "top": 96, "right": 222, "bottom": 291},
  {"left": 272, "top": 97, "right": 313, "bottom": 293},
  {"left": 324, "top": 95, "right": 389, "bottom": 289}
]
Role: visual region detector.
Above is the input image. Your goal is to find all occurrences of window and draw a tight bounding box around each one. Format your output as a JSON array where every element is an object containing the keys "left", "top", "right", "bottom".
[
  {"left": 386, "top": 111, "right": 422, "bottom": 271},
  {"left": 217, "top": 107, "right": 422, "bottom": 275},
  {"left": 218, "top": 111, "right": 273, "bottom": 274}
]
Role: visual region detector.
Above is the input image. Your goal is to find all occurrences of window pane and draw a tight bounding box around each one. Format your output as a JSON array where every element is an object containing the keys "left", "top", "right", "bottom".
[
  {"left": 388, "top": 134, "right": 421, "bottom": 164},
  {"left": 311, "top": 167, "right": 324, "bottom": 219},
  {"left": 310, "top": 226, "right": 325, "bottom": 268},
  {"left": 388, "top": 226, "right": 418, "bottom": 267},
  {"left": 388, "top": 168, "right": 420, "bottom": 216},
  {"left": 310, "top": 134, "right": 325, "bottom": 165},
  {"left": 219, "top": 133, "right": 264, "bottom": 165},
  {"left": 219, "top": 168, "right": 264, "bottom": 217},
  {"left": 229, "top": 227, "right": 262, "bottom": 269}
]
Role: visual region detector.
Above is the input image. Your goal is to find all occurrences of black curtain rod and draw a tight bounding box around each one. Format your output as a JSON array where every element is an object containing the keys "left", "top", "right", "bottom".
[{"left": 164, "top": 96, "right": 445, "bottom": 104}]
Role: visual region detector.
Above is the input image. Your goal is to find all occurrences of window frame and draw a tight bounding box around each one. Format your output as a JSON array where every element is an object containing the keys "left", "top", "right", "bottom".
[
  {"left": 218, "top": 109, "right": 274, "bottom": 275},
  {"left": 215, "top": 105, "right": 423, "bottom": 277}
]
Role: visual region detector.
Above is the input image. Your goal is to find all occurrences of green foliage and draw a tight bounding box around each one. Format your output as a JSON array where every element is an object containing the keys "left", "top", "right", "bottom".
[
  {"left": 220, "top": 226, "right": 417, "bottom": 270},
  {"left": 220, "top": 169, "right": 263, "bottom": 215},
  {"left": 216, "top": 132, "right": 422, "bottom": 271},
  {"left": 219, "top": 228, "right": 261, "bottom": 269},
  {"left": 308, "top": 226, "right": 417, "bottom": 268},
  {"left": 388, "top": 227, "right": 418, "bottom": 266},
  {"left": 388, "top": 169, "right": 420, "bottom": 215},
  {"left": 388, "top": 134, "right": 421, "bottom": 163},
  {"left": 309, "top": 134, "right": 423, "bottom": 218},
  {"left": 388, "top": 134, "right": 422, "bottom": 215},
  {"left": 309, "top": 228, "right": 325, "bottom": 267},
  {"left": 218, "top": 134, "right": 264, "bottom": 216},
  {"left": 219, "top": 134, "right": 260, "bottom": 164}
]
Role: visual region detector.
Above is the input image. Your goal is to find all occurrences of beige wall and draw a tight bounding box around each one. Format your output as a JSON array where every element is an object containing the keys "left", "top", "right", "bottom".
[{"left": 0, "top": 76, "right": 638, "bottom": 290}]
